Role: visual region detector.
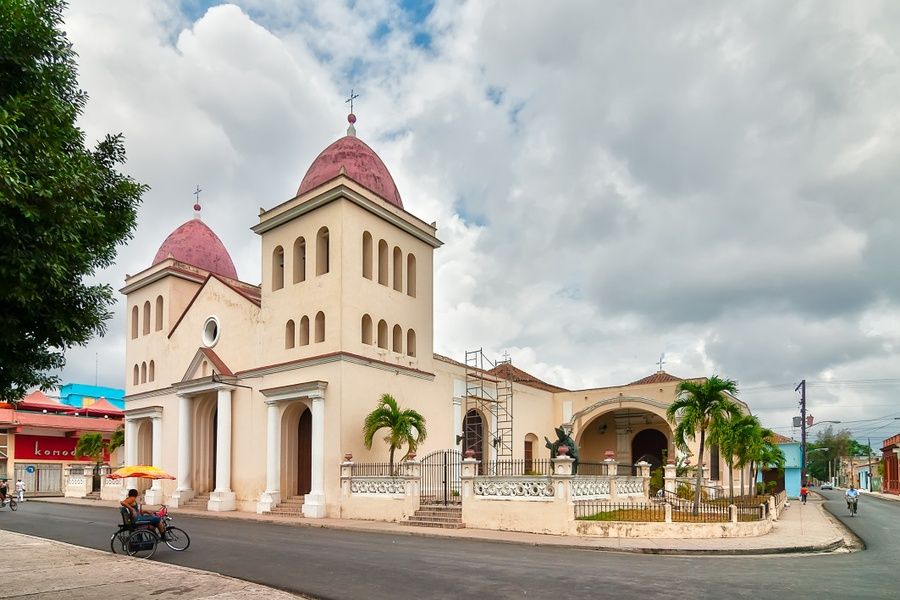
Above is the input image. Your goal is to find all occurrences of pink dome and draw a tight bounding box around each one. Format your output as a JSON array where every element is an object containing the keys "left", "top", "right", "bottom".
[
  {"left": 152, "top": 218, "right": 238, "bottom": 279},
  {"left": 298, "top": 136, "right": 403, "bottom": 209}
]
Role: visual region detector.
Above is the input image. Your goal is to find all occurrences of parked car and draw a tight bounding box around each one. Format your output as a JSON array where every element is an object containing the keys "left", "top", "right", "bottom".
[{"left": 821, "top": 482, "right": 833, "bottom": 490}]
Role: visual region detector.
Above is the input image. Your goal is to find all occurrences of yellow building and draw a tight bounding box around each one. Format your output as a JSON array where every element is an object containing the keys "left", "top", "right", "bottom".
[{"left": 121, "top": 114, "right": 747, "bottom": 517}]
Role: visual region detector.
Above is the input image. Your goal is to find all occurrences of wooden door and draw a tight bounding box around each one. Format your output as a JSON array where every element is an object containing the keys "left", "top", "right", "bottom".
[{"left": 298, "top": 408, "right": 312, "bottom": 495}]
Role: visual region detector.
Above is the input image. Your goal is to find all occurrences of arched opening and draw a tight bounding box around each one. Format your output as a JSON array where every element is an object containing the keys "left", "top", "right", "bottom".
[
  {"left": 406, "top": 329, "right": 416, "bottom": 357},
  {"left": 191, "top": 394, "right": 218, "bottom": 495},
  {"left": 131, "top": 306, "right": 139, "bottom": 339},
  {"left": 281, "top": 402, "right": 312, "bottom": 499},
  {"left": 407, "top": 254, "right": 416, "bottom": 297},
  {"left": 155, "top": 296, "right": 164, "bottom": 331},
  {"left": 314, "top": 311, "right": 325, "bottom": 343},
  {"left": 285, "top": 320, "right": 296, "bottom": 349},
  {"left": 272, "top": 246, "right": 285, "bottom": 290},
  {"left": 136, "top": 420, "right": 153, "bottom": 493},
  {"left": 293, "top": 237, "right": 306, "bottom": 283},
  {"left": 140, "top": 362, "right": 147, "bottom": 384},
  {"left": 133, "top": 364, "right": 139, "bottom": 385},
  {"left": 148, "top": 360, "right": 155, "bottom": 382},
  {"left": 299, "top": 316, "right": 310, "bottom": 346},
  {"left": 524, "top": 433, "right": 539, "bottom": 472},
  {"left": 392, "top": 246, "right": 402, "bottom": 291},
  {"left": 316, "top": 227, "right": 329, "bottom": 275},
  {"left": 361, "top": 314, "right": 373, "bottom": 344},
  {"left": 392, "top": 324, "right": 402, "bottom": 353},
  {"left": 377, "top": 240, "right": 388, "bottom": 285},
  {"left": 362, "top": 232, "right": 373, "bottom": 280},
  {"left": 142, "top": 301, "right": 150, "bottom": 335},
  {"left": 631, "top": 428, "right": 668, "bottom": 470},
  {"left": 464, "top": 409, "right": 486, "bottom": 467},
  {"left": 377, "top": 320, "right": 388, "bottom": 349}
]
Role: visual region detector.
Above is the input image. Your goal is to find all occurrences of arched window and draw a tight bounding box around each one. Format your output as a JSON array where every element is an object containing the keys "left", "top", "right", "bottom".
[
  {"left": 131, "top": 306, "right": 139, "bottom": 339},
  {"left": 406, "top": 329, "right": 416, "bottom": 357},
  {"left": 362, "top": 232, "right": 373, "bottom": 279},
  {"left": 392, "top": 324, "right": 402, "bottom": 353},
  {"left": 142, "top": 301, "right": 150, "bottom": 335},
  {"left": 377, "top": 320, "right": 388, "bottom": 349},
  {"left": 393, "top": 246, "right": 402, "bottom": 291},
  {"left": 285, "top": 319, "right": 296, "bottom": 349},
  {"left": 140, "top": 362, "right": 147, "bottom": 384},
  {"left": 299, "top": 316, "right": 310, "bottom": 346},
  {"left": 316, "top": 227, "right": 329, "bottom": 275},
  {"left": 315, "top": 311, "right": 325, "bottom": 342},
  {"left": 272, "top": 246, "right": 285, "bottom": 290},
  {"left": 378, "top": 240, "right": 388, "bottom": 285},
  {"left": 407, "top": 254, "right": 417, "bottom": 297},
  {"left": 361, "top": 314, "right": 373, "bottom": 344},
  {"left": 293, "top": 237, "right": 306, "bottom": 283},
  {"left": 155, "top": 296, "right": 164, "bottom": 331},
  {"left": 148, "top": 360, "right": 155, "bottom": 382},
  {"left": 133, "top": 364, "right": 139, "bottom": 385}
]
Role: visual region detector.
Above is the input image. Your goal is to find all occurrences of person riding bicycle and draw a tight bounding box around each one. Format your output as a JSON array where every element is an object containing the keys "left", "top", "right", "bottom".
[
  {"left": 845, "top": 485, "right": 860, "bottom": 510},
  {"left": 0, "top": 480, "right": 8, "bottom": 504},
  {"left": 120, "top": 489, "right": 166, "bottom": 537}
]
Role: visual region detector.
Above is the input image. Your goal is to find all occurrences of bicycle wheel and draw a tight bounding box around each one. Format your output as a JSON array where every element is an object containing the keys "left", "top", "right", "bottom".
[
  {"left": 9, "top": 498, "right": 16, "bottom": 511},
  {"left": 163, "top": 527, "right": 190, "bottom": 551},
  {"left": 110, "top": 530, "right": 129, "bottom": 554},
  {"left": 125, "top": 529, "right": 158, "bottom": 559}
]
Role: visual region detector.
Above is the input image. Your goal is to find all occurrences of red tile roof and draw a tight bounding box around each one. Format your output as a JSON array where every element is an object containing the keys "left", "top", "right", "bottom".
[
  {"left": 487, "top": 363, "right": 568, "bottom": 393},
  {"left": 769, "top": 432, "right": 795, "bottom": 444},
  {"left": 0, "top": 408, "right": 121, "bottom": 431},
  {"left": 82, "top": 398, "right": 123, "bottom": 417},
  {"left": 17, "top": 391, "right": 75, "bottom": 412},
  {"left": 628, "top": 371, "right": 684, "bottom": 386}
]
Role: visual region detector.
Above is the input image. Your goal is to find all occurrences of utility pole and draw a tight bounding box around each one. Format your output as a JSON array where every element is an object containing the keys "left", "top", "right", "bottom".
[{"left": 796, "top": 379, "right": 807, "bottom": 486}]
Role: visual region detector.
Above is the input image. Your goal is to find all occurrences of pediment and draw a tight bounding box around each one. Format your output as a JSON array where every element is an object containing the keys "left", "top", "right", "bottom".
[{"left": 181, "top": 347, "right": 234, "bottom": 383}]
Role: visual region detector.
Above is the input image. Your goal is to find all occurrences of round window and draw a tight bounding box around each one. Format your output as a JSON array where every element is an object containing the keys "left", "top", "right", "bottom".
[{"left": 202, "top": 316, "right": 220, "bottom": 347}]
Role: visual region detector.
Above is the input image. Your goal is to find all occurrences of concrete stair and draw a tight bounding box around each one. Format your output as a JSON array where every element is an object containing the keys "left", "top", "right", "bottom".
[
  {"left": 269, "top": 495, "right": 304, "bottom": 516},
  {"left": 405, "top": 504, "right": 465, "bottom": 529},
  {"left": 181, "top": 492, "right": 210, "bottom": 511},
  {"left": 84, "top": 491, "right": 101, "bottom": 501}
]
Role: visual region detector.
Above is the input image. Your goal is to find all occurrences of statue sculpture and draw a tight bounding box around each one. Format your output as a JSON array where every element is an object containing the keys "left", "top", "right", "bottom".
[{"left": 544, "top": 426, "right": 579, "bottom": 474}]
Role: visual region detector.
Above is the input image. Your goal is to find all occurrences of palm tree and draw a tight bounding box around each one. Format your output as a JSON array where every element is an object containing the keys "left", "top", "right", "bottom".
[
  {"left": 749, "top": 427, "right": 785, "bottom": 496},
  {"left": 730, "top": 414, "right": 761, "bottom": 497},
  {"left": 363, "top": 394, "right": 427, "bottom": 474},
  {"left": 710, "top": 413, "right": 757, "bottom": 503},
  {"left": 667, "top": 376, "right": 740, "bottom": 514}
]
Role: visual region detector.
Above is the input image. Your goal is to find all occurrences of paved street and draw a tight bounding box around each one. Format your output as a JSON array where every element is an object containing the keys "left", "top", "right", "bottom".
[
  {"left": 1, "top": 499, "right": 898, "bottom": 599},
  {"left": 818, "top": 488, "right": 899, "bottom": 551}
]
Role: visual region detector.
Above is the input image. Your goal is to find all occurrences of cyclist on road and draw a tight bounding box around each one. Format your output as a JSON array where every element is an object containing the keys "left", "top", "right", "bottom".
[
  {"left": 845, "top": 485, "right": 860, "bottom": 511},
  {"left": 121, "top": 489, "right": 166, "bottom": 537},
  {"left": 0, "top": 480, "right": 8, "bottom": 505}
]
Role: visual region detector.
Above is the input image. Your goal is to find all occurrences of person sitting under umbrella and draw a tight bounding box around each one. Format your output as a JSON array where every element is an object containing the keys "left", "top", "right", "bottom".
[{"left": 120, "top": 489, "right": 166, "bottom": 537}]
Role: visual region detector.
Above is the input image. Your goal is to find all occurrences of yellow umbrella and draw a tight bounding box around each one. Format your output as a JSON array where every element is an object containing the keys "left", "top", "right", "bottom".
[{"left": 108, "top": 465, "right": 175, "bottom": 480}]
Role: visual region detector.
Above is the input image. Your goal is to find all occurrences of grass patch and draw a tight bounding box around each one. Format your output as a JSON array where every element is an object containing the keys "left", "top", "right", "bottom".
[{"left": 577, "top": 509, "right": 665, "bottom": 522}]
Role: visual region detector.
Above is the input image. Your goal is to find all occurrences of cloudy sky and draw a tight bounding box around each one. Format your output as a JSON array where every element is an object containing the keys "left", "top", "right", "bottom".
[{"left": 57, "top": 0, "right": 900, "bottom": 446}]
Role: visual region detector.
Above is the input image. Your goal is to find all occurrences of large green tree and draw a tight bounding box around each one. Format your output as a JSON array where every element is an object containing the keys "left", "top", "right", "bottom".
[
  {"left": 363, "top": 394, "right": 427, "bottom": 473},
  {"left": 0, "top": 0, "right": 146, "bottom": 402},
  {"left": 74, "top": 426, "right": 124, "bottom": 471},
  {"left": 709, "top": 412, "right": 759, "bottom": 503},
  {"left": 667, "top": 376, "right": 740, "bottom": 514},
  {"left": 807, "top": 426, "right": 852, "bottom": 483}
]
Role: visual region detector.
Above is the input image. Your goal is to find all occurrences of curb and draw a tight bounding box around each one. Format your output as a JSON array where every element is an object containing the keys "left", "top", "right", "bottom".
[
  {"left": 820, "top": 502, "right": 866, "bottom": 552},
  {"left": 29, "top": 497, "right": 846, "bottom": 557}
]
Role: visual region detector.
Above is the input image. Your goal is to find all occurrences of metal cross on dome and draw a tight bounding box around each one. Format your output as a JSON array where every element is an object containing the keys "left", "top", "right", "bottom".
[
  {"left": 346, "top": 89, "right": 359, "bottom": 114},
  {"left": 657, "top": 353, "right": 666, "bottom": 372},
  {"left": 193, "top": 185, "right": 202, "bottom": 202}
]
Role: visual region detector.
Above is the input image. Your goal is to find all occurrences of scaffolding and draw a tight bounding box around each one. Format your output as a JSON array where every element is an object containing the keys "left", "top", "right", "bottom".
[{"left": 465, "top": 349, "right": 514, "bottom": 468}]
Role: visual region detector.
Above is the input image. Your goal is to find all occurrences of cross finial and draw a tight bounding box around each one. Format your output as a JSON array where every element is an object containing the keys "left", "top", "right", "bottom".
[
  {"left": 502, "top": 350, "right": 511, "bottom": 362},
  {"left": 657, "top": 353, "right": 666, "bottom": 372},
  {"left": 192, "top": 185, "right": 202, "bottom": 216},
  {"left": 346, "top": 89, "right": 359, "bottom": 114}
]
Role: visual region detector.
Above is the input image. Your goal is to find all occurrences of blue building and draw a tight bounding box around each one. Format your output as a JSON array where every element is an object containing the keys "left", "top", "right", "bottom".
[
  {"left": 758, "top": 433, "right": 801, "bottom": 499},
  {"left": 58, "top": 383, "right": 125, "bottom": 410}
]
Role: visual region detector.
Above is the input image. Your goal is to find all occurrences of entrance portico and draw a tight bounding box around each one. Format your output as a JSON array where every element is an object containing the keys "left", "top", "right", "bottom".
[
  {"left": 169, "top": 379, "right": 237, "bottom": 511},
  {"left": 257, "top": 381, "right": 327, "bottom": 518},
  {"left": 568, "top": 397, "right": 675, "bottom": 465}
]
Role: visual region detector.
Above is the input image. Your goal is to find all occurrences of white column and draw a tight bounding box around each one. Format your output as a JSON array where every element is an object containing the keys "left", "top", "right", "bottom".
[
  {"left": 144, "top": 416, "right": 164, "bottom": 504},
  {"left": 123, "top": 418, "right": 139, "bottom": 497},
  {"left": 303, "top": 394, "right": 326, "bottom": 518},
  {"left": 257, "top": 400, "right": 282, "bottom": 513},
  {"left": 208, "top": 387, "right": 236, "bottom": 511},
  {"left": 170, "top": 395, "right": 193, "bottom": 507}
]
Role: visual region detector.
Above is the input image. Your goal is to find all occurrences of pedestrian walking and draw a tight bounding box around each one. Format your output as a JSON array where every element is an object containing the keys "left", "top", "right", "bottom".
[
  {"left": 15, "top": 479, "right": 25, "bottom": 502},
  {"left": 800, "top": 484, "right": 808, "bottom": 504}
]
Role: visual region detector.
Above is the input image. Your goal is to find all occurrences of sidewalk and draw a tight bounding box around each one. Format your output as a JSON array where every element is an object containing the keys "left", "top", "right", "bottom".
[
  {"left": 32, "top": 495, "right": 851, "bottom": 556},
  {"left": 860, "top": 489, "right": 900, "bottom": 503},
  {"left": 0, "top": 529, "right": 303, "bottom": 599}
]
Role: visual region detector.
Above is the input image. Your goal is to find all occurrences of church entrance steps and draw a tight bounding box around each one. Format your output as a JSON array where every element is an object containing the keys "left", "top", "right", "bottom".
[
  {"left": 269, "top": 495, "right": 304, "bottom": 516},
  {"left": 84, "top": 491, "right": 101, "bottom": 501},
  {"left": 405, "top": 504, "right": 465, "bottom": 529},
  {"left": 181, "top": 492, "right": 210, "bottom": 511}
]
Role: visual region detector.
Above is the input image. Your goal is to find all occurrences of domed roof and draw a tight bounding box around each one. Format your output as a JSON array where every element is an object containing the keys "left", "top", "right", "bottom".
[
  {"left": 298, "top": 135, "right": 403, "bottom": 209},
  {"left": 152, "top": 218, "right": 238, "bottom": 279}
]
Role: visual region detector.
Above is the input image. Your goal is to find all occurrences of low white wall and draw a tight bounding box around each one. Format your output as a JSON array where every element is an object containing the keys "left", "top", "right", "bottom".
[{"left": 570, "top": 516, "right": 773, "bottom": 538}]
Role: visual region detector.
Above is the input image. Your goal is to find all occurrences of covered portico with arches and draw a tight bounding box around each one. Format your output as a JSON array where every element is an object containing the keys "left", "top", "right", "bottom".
[{"left": 566, "top": 397, "right": 676, "bottom": 469}]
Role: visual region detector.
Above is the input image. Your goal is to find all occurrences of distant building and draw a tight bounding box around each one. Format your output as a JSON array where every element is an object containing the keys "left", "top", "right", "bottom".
[
  {"left": 59, "top": 383, "right": 125, "bottom": 410},
  {"left": 759, "top": 433, "right": 800, "bottom": 498},
  {"left": 882, "top": 434, "right": 900, "bottom": 495}
]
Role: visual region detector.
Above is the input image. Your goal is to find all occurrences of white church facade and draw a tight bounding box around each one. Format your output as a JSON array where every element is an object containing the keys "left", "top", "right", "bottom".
[{"left": 121, "top": 114, "right": 747, "bottom": 517}]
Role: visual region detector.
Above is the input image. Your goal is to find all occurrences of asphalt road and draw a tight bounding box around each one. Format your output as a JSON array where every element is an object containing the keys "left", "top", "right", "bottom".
[{"left": 1, "top": 499, "right": 898, "bottom": 599}]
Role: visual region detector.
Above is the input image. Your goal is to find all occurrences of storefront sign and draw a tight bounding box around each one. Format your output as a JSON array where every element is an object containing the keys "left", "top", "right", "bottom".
[{"left": 14, "top": 435, "right": 109, "bottom": 462}]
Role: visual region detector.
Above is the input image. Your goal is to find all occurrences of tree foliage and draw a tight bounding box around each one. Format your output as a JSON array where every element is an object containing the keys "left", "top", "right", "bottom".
[
  {"left": 362, "top": 393, "right": 427, "bottom": 472},
  {"left": 807, "top": 426, "right": 852, "bottom": 482},
  {"left": 0, "top": 0, "right": 146, "bottom": 402},
  {"left": 667, "top": 375, "right": 740, "bottom": 513},
  {"left": 73, "top": 427, "right": 122, "bottom": 467}
]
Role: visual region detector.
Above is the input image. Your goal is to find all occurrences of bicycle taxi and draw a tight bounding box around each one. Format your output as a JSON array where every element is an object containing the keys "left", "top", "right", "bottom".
[{"left": 107, "top": 465, "right": 191, "bottom": 559}]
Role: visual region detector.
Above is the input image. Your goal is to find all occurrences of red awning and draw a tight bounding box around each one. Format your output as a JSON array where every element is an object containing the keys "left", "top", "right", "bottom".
[
  {"left": 16, "top": 391, "right": 76, "bottom": 413},
  {"left": 82, "top": 397, "right": 123, "bottom": 417}
]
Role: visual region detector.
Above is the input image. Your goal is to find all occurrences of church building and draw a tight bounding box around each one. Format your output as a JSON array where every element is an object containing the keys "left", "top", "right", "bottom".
[{"left": 121, "top": 113, "right": 744, "bottom": 516}]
